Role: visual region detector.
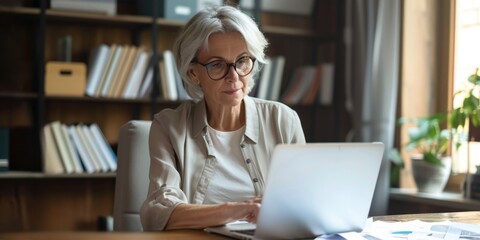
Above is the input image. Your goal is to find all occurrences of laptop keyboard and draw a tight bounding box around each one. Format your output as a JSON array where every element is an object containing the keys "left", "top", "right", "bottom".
[{"left": 233, "top": 229, "right": 256, "bottom": 236}]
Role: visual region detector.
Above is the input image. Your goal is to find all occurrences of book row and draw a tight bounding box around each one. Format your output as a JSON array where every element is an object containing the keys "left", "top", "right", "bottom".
[
  {"left": 85, "top": 44, "right": 190, "bottom": 101},
  {"left": 43, "top": 121, "right": 117, "bottom": 174},
  {"left": 249, "top": 58, "right": 335, "bottom": 105},
  {"left": 84, "top": 45, "right": 334, "bottom": 105},
  {"left": 280, "top": 63, "right": 335, "bottom": 105}
]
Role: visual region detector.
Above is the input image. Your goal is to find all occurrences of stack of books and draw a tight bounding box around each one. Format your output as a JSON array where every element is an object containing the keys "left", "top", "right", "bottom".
[
  {"left": 280, "top": 63, "right": 334, "bottom": 105},
  {"left": 85, "top": 44, "right": 189, "bottom": 101},
  {"left": 42, "top": 121, "right": 117, "bottom": 174}
]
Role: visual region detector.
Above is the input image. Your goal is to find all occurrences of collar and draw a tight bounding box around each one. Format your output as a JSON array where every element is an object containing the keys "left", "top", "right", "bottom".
[{"left": 191, "top": 96, "right": 259, "bottom": 144}]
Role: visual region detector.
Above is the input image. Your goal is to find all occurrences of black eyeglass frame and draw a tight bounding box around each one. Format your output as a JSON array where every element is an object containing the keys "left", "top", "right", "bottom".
[{"left": 191, "top": 56, "right": 256, "bottom": 81}]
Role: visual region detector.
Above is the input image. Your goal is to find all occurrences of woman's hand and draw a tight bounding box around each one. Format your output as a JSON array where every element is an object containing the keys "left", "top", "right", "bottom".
[
  {"left": 166, "top": 197, "right": 262, "bottom": 230},
  {"left": 230, "top": 197, "right": 262, "bottom": 223}
]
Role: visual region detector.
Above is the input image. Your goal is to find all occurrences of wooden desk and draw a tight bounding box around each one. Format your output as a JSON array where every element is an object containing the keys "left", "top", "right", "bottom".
[
  {"left": 0, "top": 230, "right": 226, "bottom": 240},
  {"left": 1, "top": 211, "right": 479, "bottom": 240},
  {"left": 374, "top": 210, "right": 480, "bottom": 224}
]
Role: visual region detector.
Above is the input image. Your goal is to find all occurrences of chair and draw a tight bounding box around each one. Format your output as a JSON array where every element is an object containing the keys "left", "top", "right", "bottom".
[{"left": 113, "top": 120, "right": 151, "bottom": 231}]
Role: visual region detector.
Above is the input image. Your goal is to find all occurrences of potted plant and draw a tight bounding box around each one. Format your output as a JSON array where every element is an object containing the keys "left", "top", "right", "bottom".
[
  {"left": 391, "top": 113, "right": 453, "bottom": 193},
  {"left": 449, "top": 69, "right": 480, "bottom": 197}
]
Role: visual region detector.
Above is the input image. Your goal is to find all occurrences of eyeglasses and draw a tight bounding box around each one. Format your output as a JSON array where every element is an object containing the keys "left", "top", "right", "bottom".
[{"left": 192, "top": 56, "right": 255, "bottom": 81}]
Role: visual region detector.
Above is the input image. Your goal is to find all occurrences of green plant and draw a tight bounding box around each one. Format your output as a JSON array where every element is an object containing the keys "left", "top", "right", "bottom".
[
  {"left": 389, "top": 69, "right": 480, "bottom": 186},
  {"left": 392, "top": 113, "right": 453, "bottom": 167},
  {"left": 450, "top": 68, "right": 480, "bottom": 135}
]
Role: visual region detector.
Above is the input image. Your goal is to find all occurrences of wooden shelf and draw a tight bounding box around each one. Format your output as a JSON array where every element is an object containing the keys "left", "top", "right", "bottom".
[
  {"left": 0, "top": 6, "right": 151, "bottom": 25},
  {"left": 43, "top": 95, "right": 186, "bottom": 105},
  {"left": 45, "top": 95, "right": 153, "bottom": 104},
  {"left": 0, "top": 6, "right": 322, "bottom": 38},
  {"left": 261, "top": 26, "right": 336, "bottom": 42},
  {"left": 0, "top": 91, "right": 37, "bottom": 99},
  {"left": 0, "top": 171, "right": 115, "bottom": 179}
]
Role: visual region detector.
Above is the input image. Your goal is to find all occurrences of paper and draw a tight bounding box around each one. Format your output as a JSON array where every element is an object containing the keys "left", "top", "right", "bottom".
[{"left": 360, "top": 218, "right": 480, "bottom": 240}]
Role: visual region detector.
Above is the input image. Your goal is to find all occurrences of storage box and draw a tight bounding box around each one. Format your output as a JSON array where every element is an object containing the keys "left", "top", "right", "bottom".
[
  {"left": 45, "top": 61, "right": 86, "bottom": 96},
  {"left": 138, "top": 0, "right": 222, "bottom": 20},
  {"left": 50, "top": 0, "right": 117, "bottom": 16},
  {"left": 137, "top": 0, "right": 195, "bottom": 20},
  {"left": 240, "top": 0, "right": 315, "bottom": 15}
]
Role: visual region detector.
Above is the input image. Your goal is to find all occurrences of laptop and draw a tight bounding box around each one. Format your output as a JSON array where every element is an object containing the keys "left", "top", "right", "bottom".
[{"left": 204, "top": 142, "right": 384, "bottom": 239}]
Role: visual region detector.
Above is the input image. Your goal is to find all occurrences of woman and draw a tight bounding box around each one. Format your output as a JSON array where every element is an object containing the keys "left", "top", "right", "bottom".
[{"left": 140, "top": 5, "right": 306, "bottom": 231}]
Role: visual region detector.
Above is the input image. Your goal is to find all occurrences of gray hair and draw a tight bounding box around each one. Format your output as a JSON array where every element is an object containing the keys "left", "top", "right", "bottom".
[{"left": 173, "top": 5, "right": 268, "bottom": 102}]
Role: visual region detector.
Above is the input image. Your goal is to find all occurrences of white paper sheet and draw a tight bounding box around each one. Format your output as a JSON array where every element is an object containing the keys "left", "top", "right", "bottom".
[{"left": 360, "top": 218, "right": 480, "bottom": 240}]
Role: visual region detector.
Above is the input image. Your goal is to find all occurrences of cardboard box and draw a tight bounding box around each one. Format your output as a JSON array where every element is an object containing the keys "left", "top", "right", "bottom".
[{"left": 45, "top": 61, "right": 86, "bottom": 96}]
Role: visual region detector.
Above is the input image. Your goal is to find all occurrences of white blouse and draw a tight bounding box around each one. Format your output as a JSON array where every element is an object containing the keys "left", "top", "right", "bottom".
[{"left": 203, "top": 125, "right": 255, "bottom": 204}]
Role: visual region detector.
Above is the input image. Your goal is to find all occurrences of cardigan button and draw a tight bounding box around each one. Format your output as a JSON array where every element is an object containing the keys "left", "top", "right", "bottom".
[
  {"left": 246, "top": 158, "right": 252, "bottom": 164},
  {"left": 253, "top": 178, "right": 259, "bottom": 183},
  {"left": 240, "top": 144, "right": 246, "bottom": 148}
]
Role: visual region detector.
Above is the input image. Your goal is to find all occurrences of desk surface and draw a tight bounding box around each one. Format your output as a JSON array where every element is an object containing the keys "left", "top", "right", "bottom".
[
  {"left": 1, "top": 211, "right": 479, "bottom": 240},
  {"left": 373, "top": 210, "right": 480, "bottom": 224}
]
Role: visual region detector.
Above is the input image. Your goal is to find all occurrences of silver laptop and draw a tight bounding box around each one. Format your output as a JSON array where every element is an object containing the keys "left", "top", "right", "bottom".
[{"left": 204, "top": 142, "right": 384, "bottom": 239}]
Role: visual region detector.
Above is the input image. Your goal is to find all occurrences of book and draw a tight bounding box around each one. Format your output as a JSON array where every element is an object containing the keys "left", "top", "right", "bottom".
[
  {"left": 122, "top": 49, "right": 150, "bottom": 99},
  {"left": 171, "top": 53, "right": 190, "bottom": 100},
  {"left": 255, "top": 58, "right": 272, "bottom": 99},
  {"left": 81, "top": 124, "right": 109, "bottom": 172},
  {"left": 107, "top": 45, "right": 131, "bottom": 97},
  {"left": 112, "top": 46, "right": 138, "bottom": 98},
  {"left": 318, "top": 63, "right": 335, "bottom": 105},
  {"left": 61, "top": 124, "right": 84, "bottom": 173},
  {"left": 281, "top": 65, "right": 316, "bottom": 104},
  {"left": 68, "top": 125, "right": 95, "bottom": 173},
  {"left": 42, "top": 123, "right": 64, "bottom": 174},
  {"left": 158, "top": 57, "right": 168, "bottom": 100},
  {"left": 85, "top": 44, "right": 110, "bottom": 97},
  {"left": 50, "top": 121, "right": 75, "bottom": 173},
  {"left": 0, "top": 128, "right": 8, "bottom": 172},
  {"left": 269, "top": 56, "right": 286, "bottom": 101},
  {"left": 137, "top": 62, "right": 153, "bottom": 98},
  {"left": 75, "top": 124, "right": 102, "bottom": 172},
  {"left": 89, "top": 123, "right": 117, "bottom": 171},
  {"left": 162, "top": 50, "right": 179, "bottom": 101},
  {"left": 302, "top": 64, "right": 323, "bottom": 104},
  {"left": 94, "top": 44, "right": 117, "bottom": 97},
  {"left": 100, "top": 45, "right": 124, "bottom": 97}
]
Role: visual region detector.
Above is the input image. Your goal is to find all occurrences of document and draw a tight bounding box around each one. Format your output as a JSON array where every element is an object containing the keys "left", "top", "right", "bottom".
[{"left": 360, "top": 218, "right": 480, "bottom": 240}]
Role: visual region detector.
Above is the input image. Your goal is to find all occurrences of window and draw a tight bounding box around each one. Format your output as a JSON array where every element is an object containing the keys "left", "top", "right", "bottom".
[{"left": 452, "top": 0, "right": 480, "bottom": 174}]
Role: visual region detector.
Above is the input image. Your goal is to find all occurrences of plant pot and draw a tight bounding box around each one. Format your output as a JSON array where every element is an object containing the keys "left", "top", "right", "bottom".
[{"left": 411, "top": 156, "right": 451, "bottom": 193}]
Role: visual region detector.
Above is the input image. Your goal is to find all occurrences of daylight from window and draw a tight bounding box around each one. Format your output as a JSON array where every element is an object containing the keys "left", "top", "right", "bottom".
[{"left": 452, "top": 0, "right": 480, "bottom": 173}]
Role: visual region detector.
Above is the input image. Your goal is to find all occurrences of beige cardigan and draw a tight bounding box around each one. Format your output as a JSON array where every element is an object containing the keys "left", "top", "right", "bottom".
[{"left": 140, "top": 96, "right": 306, "bottom": 231}]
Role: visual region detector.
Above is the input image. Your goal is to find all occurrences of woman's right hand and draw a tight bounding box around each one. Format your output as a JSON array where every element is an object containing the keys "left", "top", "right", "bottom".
[
  {"left": 225, "top": 197, "right": 262, "bottom": 223},
  {"left": 165, "top": 198, "right": 262, "bottom": 230}
]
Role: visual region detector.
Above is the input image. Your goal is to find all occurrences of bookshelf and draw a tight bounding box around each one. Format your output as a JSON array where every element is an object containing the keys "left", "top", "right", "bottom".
[{"left": 0, "top": 0, "right": 347, "bottom": 231}]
